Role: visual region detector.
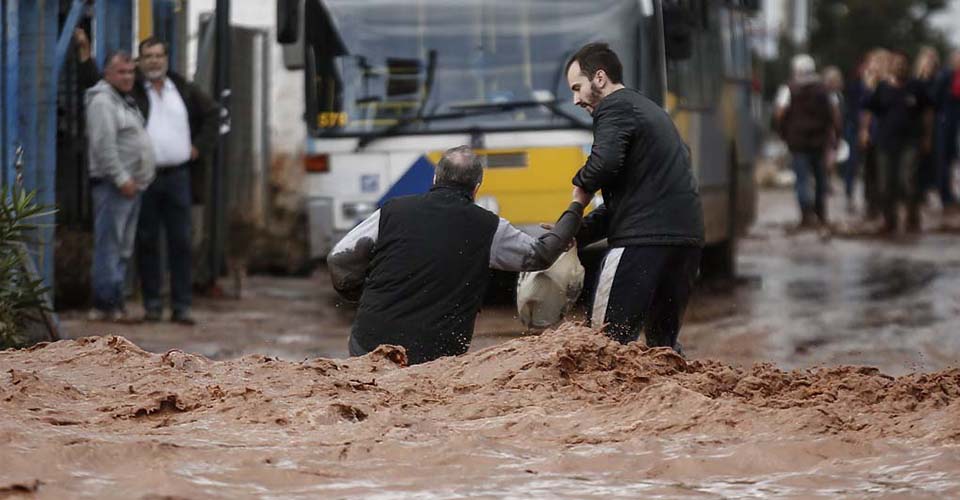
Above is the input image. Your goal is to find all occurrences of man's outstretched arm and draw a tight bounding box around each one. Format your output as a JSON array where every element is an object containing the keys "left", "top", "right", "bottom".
[
  {"left": 327, "top": 210, "right": 380, "bottom": 301},
  {"left": 490, "top": 190, "right": 590, "bottom": 272}
]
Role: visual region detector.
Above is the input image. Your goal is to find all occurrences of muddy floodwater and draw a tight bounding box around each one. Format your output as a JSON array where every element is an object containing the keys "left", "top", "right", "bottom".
[
  {"left": 4, "top": 189, "right": 960, "bottom": 498},
  {"left": 3, "top": 327, "right": 959, "bottom": 498}
]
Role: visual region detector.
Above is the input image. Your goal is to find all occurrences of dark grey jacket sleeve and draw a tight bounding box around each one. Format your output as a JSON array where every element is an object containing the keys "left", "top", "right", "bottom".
[
  {"left": 572, "top": 99, "right": 636, "bottom": 193},
  {"left": 489, "top": 202, "right": 585, "bottom": 272},
  {"left": 576, "top": 202, "right": 610, "bottom": 247},
  {"left": 327, "top": 210, "right": 380, "bottom": 301}
]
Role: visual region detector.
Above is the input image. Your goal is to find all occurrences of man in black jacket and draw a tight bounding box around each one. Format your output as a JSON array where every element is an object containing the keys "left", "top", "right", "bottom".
[
  {"left": 132, "top": 38, "right": 218, "bottom": 325},
  {"left": 566, "top": 42, "right": 703, "bottom": 352},
  {"left": 328, "top": 146, "right": 590, "bottom": 364}
]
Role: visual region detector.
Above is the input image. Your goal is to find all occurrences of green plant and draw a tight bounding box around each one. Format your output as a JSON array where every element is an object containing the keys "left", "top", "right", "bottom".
[{"left": 0, "top": 184, "right": 56, "bottom": 349}]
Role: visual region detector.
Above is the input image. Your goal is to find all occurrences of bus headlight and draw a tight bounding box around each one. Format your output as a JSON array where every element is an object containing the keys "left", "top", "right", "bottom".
[
  {"left": 342, "top": 201, "right": 377, "bottom": 222},
  {"left": 475, "top": 195, "right": 500, "bottom": 215}
]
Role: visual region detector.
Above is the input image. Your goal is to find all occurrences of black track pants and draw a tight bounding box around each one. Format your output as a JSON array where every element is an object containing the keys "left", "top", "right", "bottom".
[{"left": 590, "top": 245, "right": 701, "bottom": 350}]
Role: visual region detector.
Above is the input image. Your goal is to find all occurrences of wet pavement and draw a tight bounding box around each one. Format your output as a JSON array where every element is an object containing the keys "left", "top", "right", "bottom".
[
  {"left": 58, "top": 188, "right": 960, "bottom": 375},
  {"left": 684, "top": 189, "right": 960, "bottom": 375}
]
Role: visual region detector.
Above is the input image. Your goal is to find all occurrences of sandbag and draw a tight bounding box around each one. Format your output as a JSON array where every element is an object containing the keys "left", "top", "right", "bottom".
[{"left": 516, "top": 247, "right": 585, "bottom": 328}]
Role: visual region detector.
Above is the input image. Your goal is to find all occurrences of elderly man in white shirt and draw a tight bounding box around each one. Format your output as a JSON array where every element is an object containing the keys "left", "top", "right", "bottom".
[{"left": 132, "top": 37, "right": 218, "bottom": 325}]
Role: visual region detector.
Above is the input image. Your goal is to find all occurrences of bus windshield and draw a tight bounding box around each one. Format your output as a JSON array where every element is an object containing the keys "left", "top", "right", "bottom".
[{"left": 306, "top": 0, "right": 646, "bottom": 137}]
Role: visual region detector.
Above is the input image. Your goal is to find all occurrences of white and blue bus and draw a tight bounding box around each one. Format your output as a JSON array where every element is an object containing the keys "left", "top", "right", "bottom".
[{"left": 277, "top": 0, "right": 759, "bottom": 276}]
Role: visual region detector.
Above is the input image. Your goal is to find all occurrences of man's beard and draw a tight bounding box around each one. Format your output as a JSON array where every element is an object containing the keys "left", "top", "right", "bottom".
[
  {"left": 587, "top": 81, "right": 603, "bottom": 113},
  {"left": 145, "top": 68, "right": 166, "bottom": 80}
]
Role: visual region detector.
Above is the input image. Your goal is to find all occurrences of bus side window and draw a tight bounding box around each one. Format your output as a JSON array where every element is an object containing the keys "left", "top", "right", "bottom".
[
  {"left": 663, "top": 1, "right": 695, "bottom": 60},
  {"left": 666, "top": 0, "right": 718, "bottom": 109},
  {"left": 667, "top": 0, "right": 716, "bottom": 108}
]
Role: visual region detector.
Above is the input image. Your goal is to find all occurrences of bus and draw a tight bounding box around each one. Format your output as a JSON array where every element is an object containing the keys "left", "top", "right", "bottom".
[{"left": 277, "top": 0, "right": 759, "bottom": 277}]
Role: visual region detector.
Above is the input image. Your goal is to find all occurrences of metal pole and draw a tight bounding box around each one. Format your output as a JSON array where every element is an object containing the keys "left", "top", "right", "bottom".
[
  {"left": 53, "top": 0, "right": 87, "bottom": 83},
  {"left": 2, "top": 1, "right": 20, "bottom": 188},
  {"left": 209, "top": 0, "right": 230, "bottom": 287},
  {"left": 18, "top": 0, "right": 58, "bottom": 290},
  {"left": 651, "top": 0, "right": 667, "bottom": 108}
]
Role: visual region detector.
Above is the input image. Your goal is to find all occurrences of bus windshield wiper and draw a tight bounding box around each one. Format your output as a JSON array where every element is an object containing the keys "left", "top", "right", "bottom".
[
  {"left": 357, "top": 100, "right": 587, "bottom": 150},
  {"left": 356, "top": 109, "right": 489, "bottom": 150},
  {"left": 448, "top": 100, "right": 587, "bottom": 127}
]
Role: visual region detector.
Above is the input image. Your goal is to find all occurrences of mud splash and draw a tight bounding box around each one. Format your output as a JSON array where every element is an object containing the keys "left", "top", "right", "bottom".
[{"left": 2, "top": 325, "right": 959, "bottom": 498}]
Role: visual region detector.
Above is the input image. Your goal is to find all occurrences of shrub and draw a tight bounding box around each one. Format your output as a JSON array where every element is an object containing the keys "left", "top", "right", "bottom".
[{"left": 0, "top": 185, "right": 55, "bottom": 349}]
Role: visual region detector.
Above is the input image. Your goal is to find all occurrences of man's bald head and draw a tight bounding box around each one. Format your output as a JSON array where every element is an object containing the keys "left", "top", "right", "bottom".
[{"left": 435, "top": 145, "right": 483, "bottom": 191}]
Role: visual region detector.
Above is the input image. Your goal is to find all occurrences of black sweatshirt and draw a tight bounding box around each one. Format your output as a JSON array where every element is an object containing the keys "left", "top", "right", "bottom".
[{"left": 574, "top": 88, "right": 704, "bottom": 248}]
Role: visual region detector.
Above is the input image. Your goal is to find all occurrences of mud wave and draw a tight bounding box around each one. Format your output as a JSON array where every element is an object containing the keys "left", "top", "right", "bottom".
[{"left": 2, "top": 325, "right": 959, "bottom": 497}]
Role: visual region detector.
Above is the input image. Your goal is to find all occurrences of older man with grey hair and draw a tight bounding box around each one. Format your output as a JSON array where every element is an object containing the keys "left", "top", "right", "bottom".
[
  {"left": 773, "top": 54, "right": 840, "bottom": 230},
  {"left": 328, "top": 145, "right": 591, "bottom": 364},
  {"left": 85, "top": 50, "right": 156, "bottom": 321}
]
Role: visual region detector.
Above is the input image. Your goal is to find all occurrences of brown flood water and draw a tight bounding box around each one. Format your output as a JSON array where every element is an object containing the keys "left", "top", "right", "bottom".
[
  {"left": 3, "top": 325, "right": 960, "bottom": 499},
  {"left": 7, "top": 189, "right": 960, "bottom": 498}
]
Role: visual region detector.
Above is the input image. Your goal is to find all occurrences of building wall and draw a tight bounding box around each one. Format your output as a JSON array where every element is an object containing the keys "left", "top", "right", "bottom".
[{"left": 186, "top": 0, "right": 305, "bottom": 157}]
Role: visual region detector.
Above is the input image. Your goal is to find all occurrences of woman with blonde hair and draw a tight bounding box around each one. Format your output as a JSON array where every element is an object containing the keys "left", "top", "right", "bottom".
[
  {"left": 915, "top": 46, "right": 940, "bottom": 81},
  {"left": 860, "top": 48, "right": 891, "bottom": 218}
]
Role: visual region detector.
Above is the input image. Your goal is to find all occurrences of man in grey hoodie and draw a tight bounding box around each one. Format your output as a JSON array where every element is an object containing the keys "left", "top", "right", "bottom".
[{"left": 85, "top": 51, "right": 156, "bottom": 321}]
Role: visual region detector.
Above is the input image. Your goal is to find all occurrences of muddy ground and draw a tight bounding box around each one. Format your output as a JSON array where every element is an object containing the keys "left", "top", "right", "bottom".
[{"left": 3, "top": 187, "right": 960, "bottom": 499}]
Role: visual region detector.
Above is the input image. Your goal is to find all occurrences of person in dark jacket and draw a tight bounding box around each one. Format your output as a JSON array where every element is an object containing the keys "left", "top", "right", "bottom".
[
  {"left": 565, "top": 42, "right": 703, "bottom": 352},
  {"left": 841, "top": 61, "right": 868, "bottom": 214},
  {"left": 914, "top": 47, "right": 940, "bottom": 201},
  {"left": 931, "top": 50, "right": 960, "bottom": 211},
  {"left": 862, "top": 51, "right": 934, "bottom": 234},
  {"left": 132, "top": 38, "right": 219, "bottom": 324},
  {"left": 328, "top": 146, "right": 590, "bottom": 365},
  {"left": 773, "top": 54, "right": 840, "bottom": 229}
]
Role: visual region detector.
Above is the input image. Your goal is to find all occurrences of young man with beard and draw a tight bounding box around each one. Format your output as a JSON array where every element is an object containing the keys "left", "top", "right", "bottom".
[
  {"left": 565, "top": 42, "right": 704, "bottom": 353},
  {"left": 132, "top": 38, "right": 219, "bottom": 325}
]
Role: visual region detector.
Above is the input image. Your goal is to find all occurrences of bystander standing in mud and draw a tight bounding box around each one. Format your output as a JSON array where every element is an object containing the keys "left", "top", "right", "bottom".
[
  {"left": 914, "top": 46, "right": 941, "bottom": 203},
  {"left": 841, "top": 58, "right": 869, "bottom": 215},
  {"left": 859, "top": 48, "right": 891, "bottom": 221},
  {"left": 861, "top": 51, "right": 934, "bottom": 234},
  {"left": 132, "top": 38, "right": 218, "bottom": 326},
  {"left": 931, "top": 50, "right": 960, "bottom": 213},
  {"left": 85, "top": 51, "right": 156, "bottom": 321},
  {"left": 565, "top": 43, "right": 703, "bottom": 352},
  {"left": 773, "top": 54, "right": 839, "bottom": 232}
]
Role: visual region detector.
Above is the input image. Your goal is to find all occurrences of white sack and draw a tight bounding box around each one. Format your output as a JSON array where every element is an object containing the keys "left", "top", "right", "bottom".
[{"left": 516, "top": 247, "right": 585, "bottom": 328}]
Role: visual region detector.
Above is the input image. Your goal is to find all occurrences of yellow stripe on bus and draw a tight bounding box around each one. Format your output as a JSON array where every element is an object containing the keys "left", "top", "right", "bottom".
[{"left": 427, "top": 146, "right": 588, "bottom": 225}]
